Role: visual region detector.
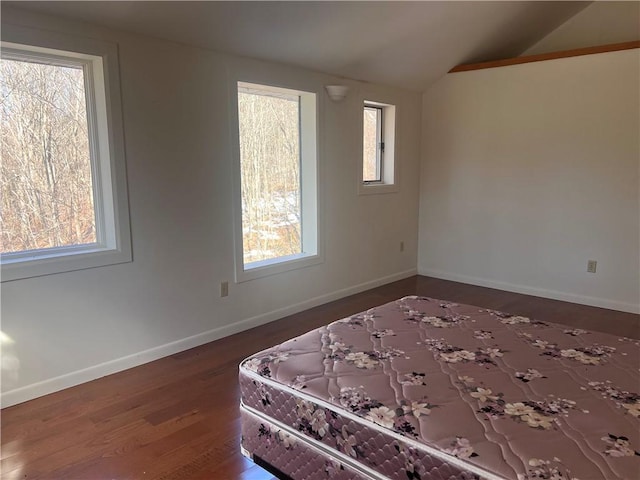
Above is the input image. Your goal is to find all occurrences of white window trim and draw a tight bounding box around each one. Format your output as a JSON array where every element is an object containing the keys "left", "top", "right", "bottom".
[
  {"left": 230, "top": 78, "right": 322, "bottom": 283},
  {"left": 358, "top": 98, "right": 398, "bottom": 195},
  {"left": 1, "top": 24, "right": 132, "bottom": 282}
]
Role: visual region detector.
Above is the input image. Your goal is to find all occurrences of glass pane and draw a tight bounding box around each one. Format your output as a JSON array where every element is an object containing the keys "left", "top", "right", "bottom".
[
  {"left": 238, "top": 89, "right": 302, "bottom": 265},
  {"left": 1, "top": 58, "right": 97, "bottom": 253},
  {"left": 363, "top": 106, "right": 380, "bottom": 182}
]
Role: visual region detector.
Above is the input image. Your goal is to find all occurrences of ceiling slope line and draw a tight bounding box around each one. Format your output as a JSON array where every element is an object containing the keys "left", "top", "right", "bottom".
[{"left": 449, "top": 41, "right": 640, "bottom": 73}]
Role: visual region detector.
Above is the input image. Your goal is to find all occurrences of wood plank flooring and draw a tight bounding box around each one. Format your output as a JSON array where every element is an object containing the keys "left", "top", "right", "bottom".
[{"left": 2, "top": 276, "right": 638, "bottom": 479}]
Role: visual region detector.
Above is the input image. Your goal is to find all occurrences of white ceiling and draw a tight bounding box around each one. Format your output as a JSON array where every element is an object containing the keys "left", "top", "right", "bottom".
[{"left": 4, "top": 1, "right": 591, "bottom": 91}]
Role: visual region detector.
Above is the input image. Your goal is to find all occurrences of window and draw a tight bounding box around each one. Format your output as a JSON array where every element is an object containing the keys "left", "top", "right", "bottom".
[
  {"left": 361, "top": 100, "right": 396, "bottom": 194},
  {"left": 234, "top": 81, "right": 319, "bottom": 280},
  {"left": 1, "top": 31, "right": 131, "bottom": 282},
  {"left": 363, "top": 104, "right": 383, "bottom": 182}
]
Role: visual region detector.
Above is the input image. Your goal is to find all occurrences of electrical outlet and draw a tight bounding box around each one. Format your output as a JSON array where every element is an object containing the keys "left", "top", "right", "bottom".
[
  {"left": 400, "top": 241, "right": 404, "bottom": 252},
  {"left": 587, "top": 260, "right": 597, "bottom": 273},
  {"left": 220, "top": 281, "right": 229, "bottom": 297}
]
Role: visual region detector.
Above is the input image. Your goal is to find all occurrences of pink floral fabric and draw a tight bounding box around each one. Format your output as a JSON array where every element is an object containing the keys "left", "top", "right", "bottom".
[{"left": 240, "top": 296, "right": 640, "bottom": 479}]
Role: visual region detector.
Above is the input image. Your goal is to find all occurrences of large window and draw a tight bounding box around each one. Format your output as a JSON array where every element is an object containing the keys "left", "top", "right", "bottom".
[
  {"left": 235, "top": 81, "right": 318, "bottom": 280},
  {"left": 1, "top": 30, "right": 131, "bottom": 281},
  {"left": 361, "top": 100, "right": 396, "bottom": 194}
]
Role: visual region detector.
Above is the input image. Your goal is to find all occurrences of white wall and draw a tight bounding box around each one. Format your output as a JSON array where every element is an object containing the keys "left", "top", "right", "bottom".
[
  {"left": 418, "top": 49, "right": 640, "bottom": 314},
  {"left": 0, "top": 8, "right": 422, "bottom": 406},
  {"left": 523, "top": 1, "right": 640, "bottom": 55}
]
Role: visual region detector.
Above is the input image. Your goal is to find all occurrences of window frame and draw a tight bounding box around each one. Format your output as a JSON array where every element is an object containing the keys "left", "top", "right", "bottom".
[
  {"left": 0, "top": 25, "right": 132, "bottom": 282},
  {"left": 231, "top": 79, "right": 321, "bottom": 283},
  {"left": 363, "top": 104, "right": 384, "bottom": 184},
  {"left": 359, "top": 99, "right": 398, "bottom": 195}
]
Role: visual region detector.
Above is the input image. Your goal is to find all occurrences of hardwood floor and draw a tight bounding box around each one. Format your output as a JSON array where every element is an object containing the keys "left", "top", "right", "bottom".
[{"left": 2, "top": 276, "right": 638, "bottom": 479}]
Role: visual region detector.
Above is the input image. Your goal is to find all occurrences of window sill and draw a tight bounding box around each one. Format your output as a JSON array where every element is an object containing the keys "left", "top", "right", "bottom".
[
  {"left": 358, "top": 183, "right": 399, "bottom": 195},
  {"left": 1, "top": 245, "right": 132, "bottom": 282},
  {"left": 236, "top": 252, "right": 323, "bottom": 283}
]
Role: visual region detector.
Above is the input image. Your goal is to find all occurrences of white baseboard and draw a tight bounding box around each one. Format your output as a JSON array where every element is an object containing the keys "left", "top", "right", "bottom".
[
  {"left": 419, "top": 267, "right": 640, "bottom": 315},
  {"left": 1, "top": 268, "right": 416, "bottom": 408}
]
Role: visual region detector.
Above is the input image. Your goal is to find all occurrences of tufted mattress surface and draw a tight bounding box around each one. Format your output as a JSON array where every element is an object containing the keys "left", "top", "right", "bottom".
[{"left": 239, "top": 296, "right": 639, "bottom": 479}]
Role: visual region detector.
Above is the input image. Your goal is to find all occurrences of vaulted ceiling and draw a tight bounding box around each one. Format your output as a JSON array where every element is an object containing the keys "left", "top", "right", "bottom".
[{"left": 3, "top": 1, "right": 593, "bottom": 91}]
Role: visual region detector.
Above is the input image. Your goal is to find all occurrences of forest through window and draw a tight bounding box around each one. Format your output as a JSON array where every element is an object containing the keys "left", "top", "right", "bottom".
[
  {"left": 1, "top": 56, "right": 97, "bottom": 254},
  {"left": 237, "top": 85, "right": 303, "bottom": 266}
]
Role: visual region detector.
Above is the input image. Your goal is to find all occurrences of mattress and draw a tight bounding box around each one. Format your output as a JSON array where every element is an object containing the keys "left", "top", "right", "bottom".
[{"left": 239, "top": 296, "right": 639, "bottom": 479}]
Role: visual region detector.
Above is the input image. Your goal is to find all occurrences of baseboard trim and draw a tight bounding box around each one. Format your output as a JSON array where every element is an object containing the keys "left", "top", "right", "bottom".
[
  {"left": 1, "top": 269, "right": 416, "bottom": 408},
  {"left": 419, "top": 267, "right": 639, "bottom": 314}
]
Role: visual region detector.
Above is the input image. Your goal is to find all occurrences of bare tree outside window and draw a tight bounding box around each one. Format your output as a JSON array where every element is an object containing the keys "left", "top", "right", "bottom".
[
  {"left": 1, "top": 57, "right": 97, "bottom": 254},
  {"left": 237, "top": 88, "right": 302, "bottom": 265}
]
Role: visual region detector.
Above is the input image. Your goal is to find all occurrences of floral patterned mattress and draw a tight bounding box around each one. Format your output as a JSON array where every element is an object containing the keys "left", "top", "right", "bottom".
[{"left": 239, "top": 296, "right": 640, "bottom": 479}]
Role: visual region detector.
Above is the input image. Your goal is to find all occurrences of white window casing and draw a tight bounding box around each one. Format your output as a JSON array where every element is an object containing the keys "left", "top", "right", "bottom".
[
  {"left": 231, "top": 80, "right": 321, "bottom": 282},
  {"left": 359, "top": 99, "right": 398, "bottom": 195},
  {"left": 1, "top": 25, "right": 132, "bottom": 281}
]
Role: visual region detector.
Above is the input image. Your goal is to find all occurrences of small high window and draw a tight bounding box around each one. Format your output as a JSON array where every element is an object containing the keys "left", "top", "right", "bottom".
[
  {"left": 363, "top": 104, "right": 383, "bottom": 183},
  {"left": 1, "top": 33, "right": 131, "bottom": 281},
  {"left": 361, "top": 100, "right": 396, "bottom": 193}
]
